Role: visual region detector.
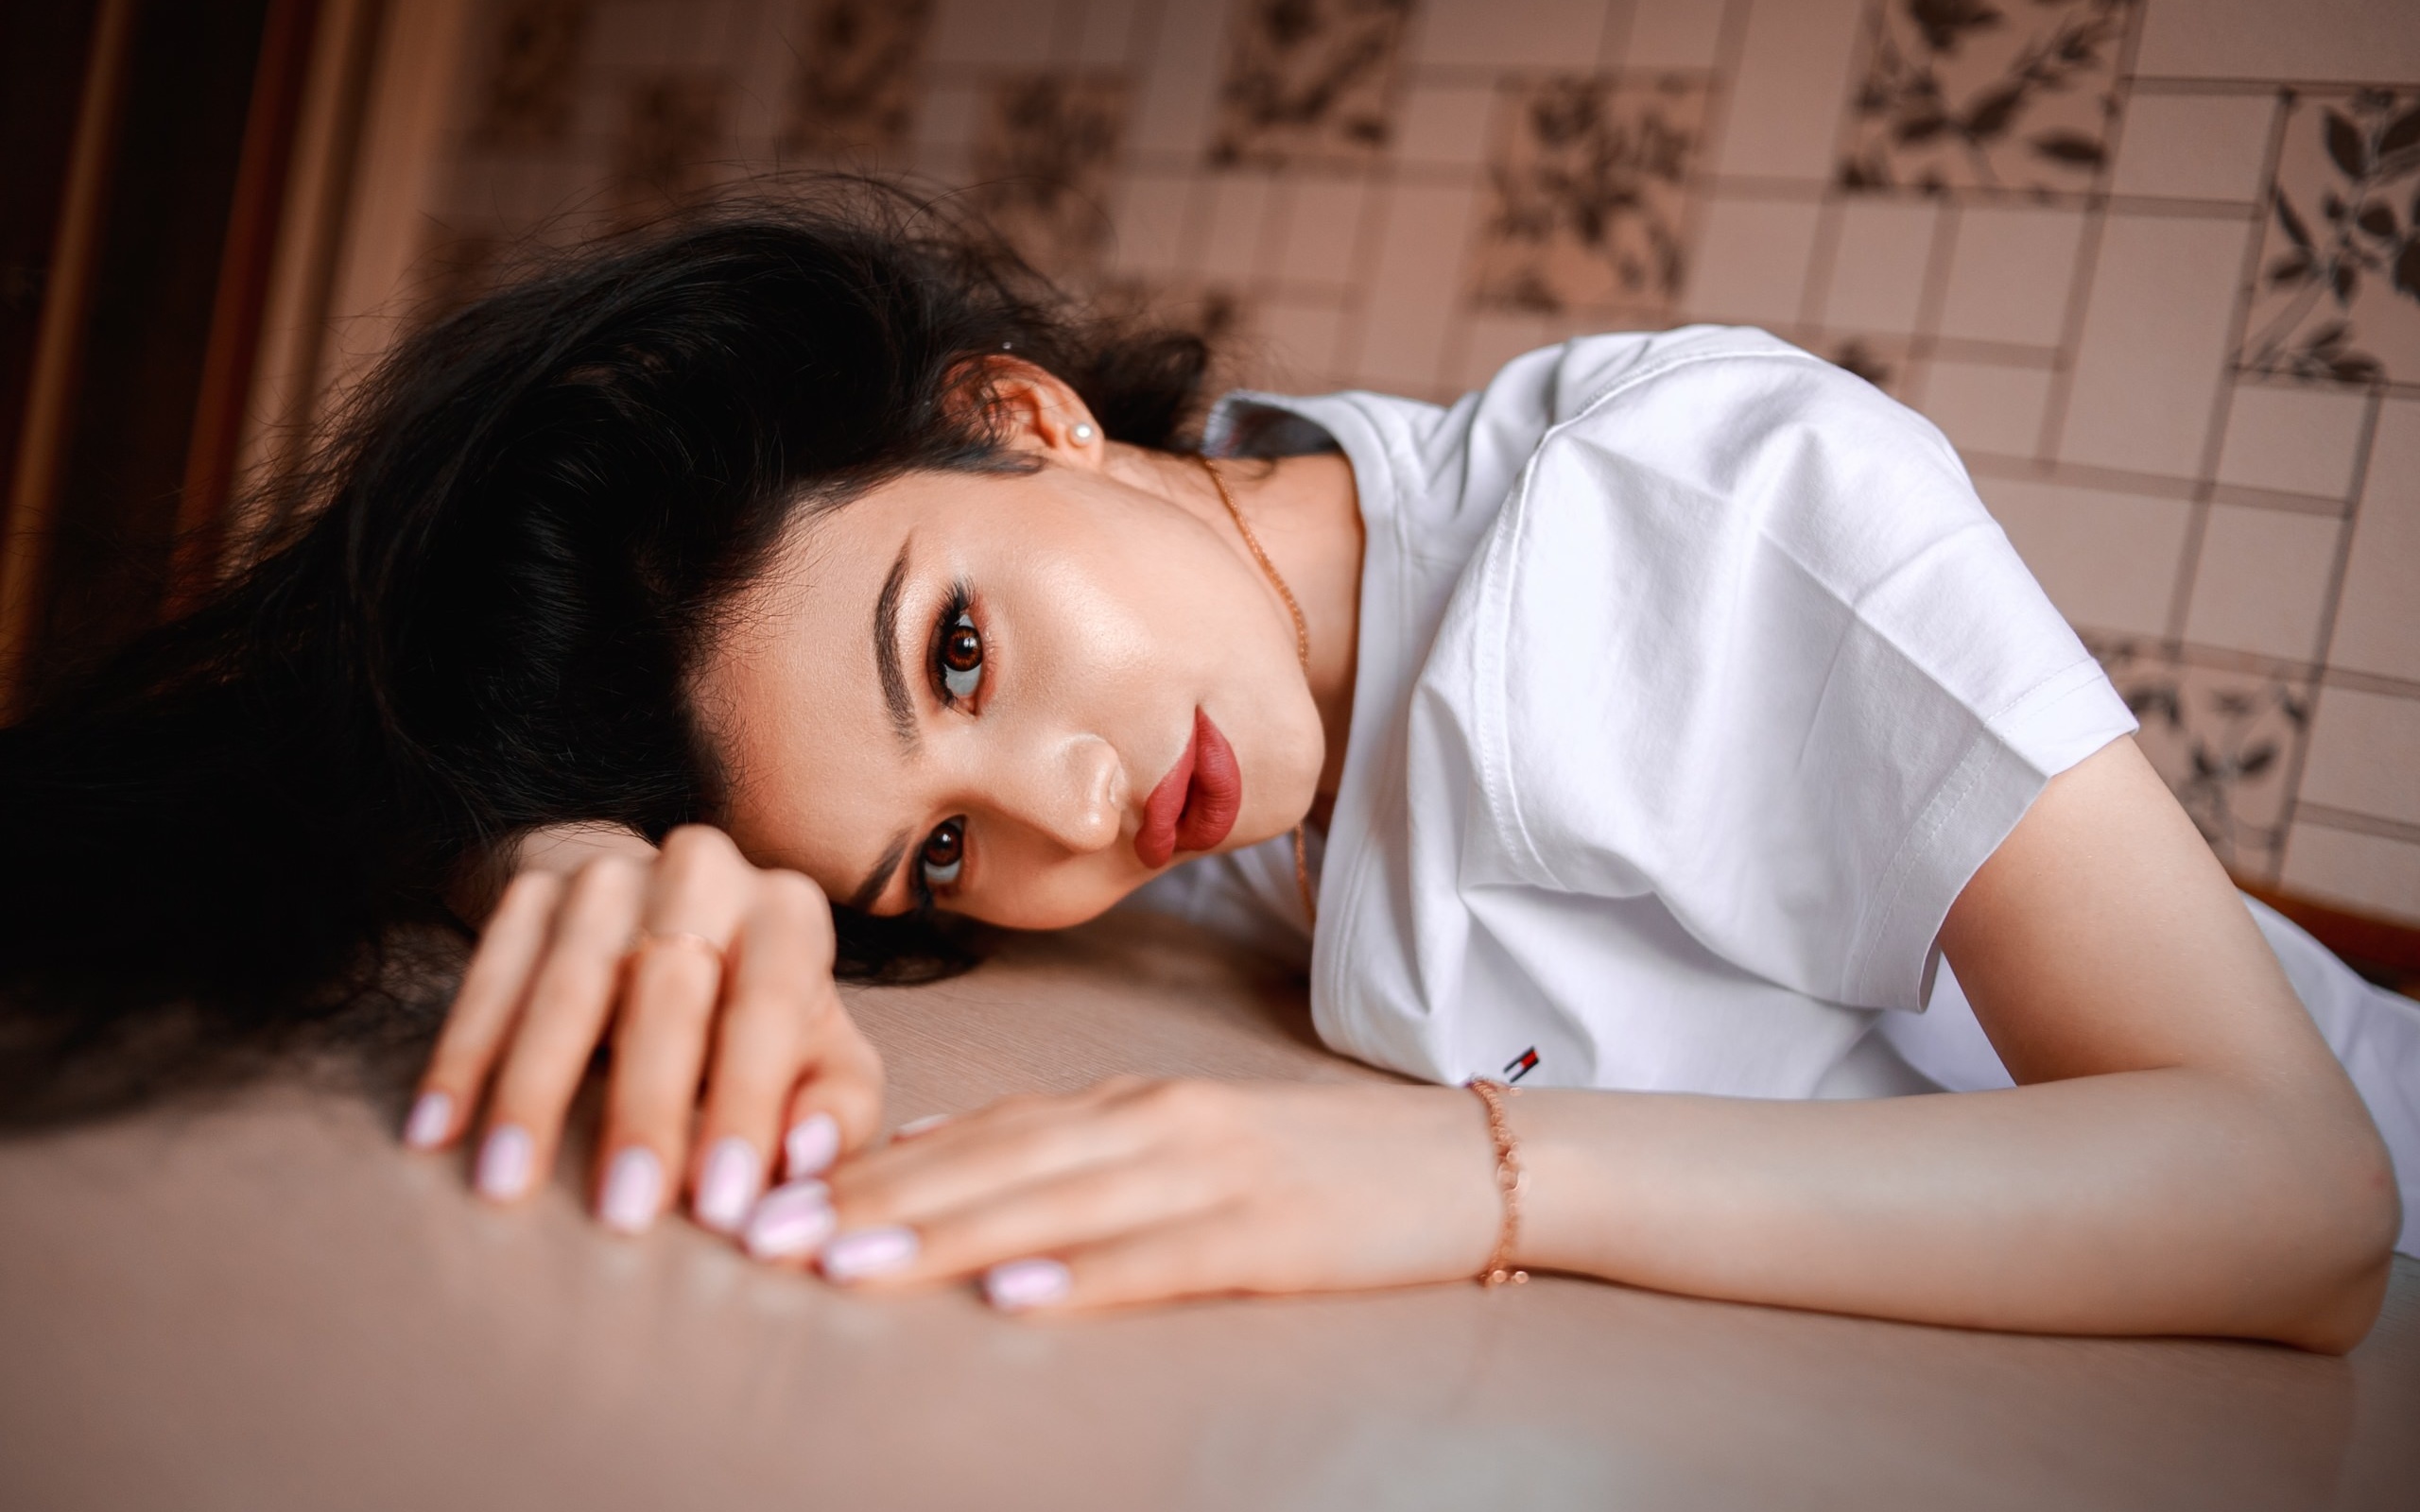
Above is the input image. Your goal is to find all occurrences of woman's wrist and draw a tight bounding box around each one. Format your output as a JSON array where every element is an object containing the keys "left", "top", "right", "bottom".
[
  {"left": 1403, "top": 1085, "right": 1516, "bottom": 1285},
  {"left": 1464, "top": 1079, "right": 1530, "bottom": 1284},
  {"left": 1489, "top": 1089, "right": 1616, "bottom": 1280}
]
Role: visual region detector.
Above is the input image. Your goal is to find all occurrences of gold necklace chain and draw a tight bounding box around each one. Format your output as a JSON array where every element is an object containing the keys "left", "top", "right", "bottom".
[{"left": 1197, "top": 455, "right": 1318, "bottom": 929}]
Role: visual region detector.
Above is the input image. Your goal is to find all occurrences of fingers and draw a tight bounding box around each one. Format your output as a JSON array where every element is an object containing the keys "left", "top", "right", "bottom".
[
  {"left": 786, "top": 1080, "right": 1234, "bottom": 1289},
  {"left": 475, "top": 856, "right": 646, "bottom": 1202},
  {"left": 594, "top": 827, "right": 757, "bottom": 1233},
  {"left": 782, "top": 1080, "right": 1472, "bottom": 1313},
  {"left": 744, "top": 1085, "right": 1107, "bottom": 1268},
  {"left": 781, "top": 1009, "right": 885, "bottom": 1173},
  {"left": 825, "top": 1160, "right": 1232, "bottom": 1292},
  {"left": 1011, "top": 1213, "right": 1282, "bottom": 1314},
  {"left": 407, "top": 823, "right": 890, "bottom": 1245},
  {"left": 406, "top": 869, "right": 564, "bottom": 1150},
  {"left": 736, "top": 1014, "right": 886, "bottom": 1263},
  {"left": 820, "top": 1079, "right": 1151, "bottom": 1229},
  {"left": 687, "top": 870, "right": 838, "bottom": 1232}
]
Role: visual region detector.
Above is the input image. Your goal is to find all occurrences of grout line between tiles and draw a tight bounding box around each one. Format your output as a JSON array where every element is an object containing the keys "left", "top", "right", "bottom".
[
  {"left": 2204, "top": 481, "right": 2357, "bottom": 518},
  {"left": 2158, "top": 86, "right": 2291, "bottom": 646},
  {"left": 2278, "top": 388, "right": 2388, "bottom": 847},
  {"left": 1594, "top": 0, "right": 1634, "bottom": 71},
  {"left": 2088, "top": 640, "right": 2420, "bottom": 702},
  {"left": 2323, "top": 665, "right": 2420, "bottom": 700},
  {"left": 2294, "top": 805, "right": 2420, "bottom": 848},
  {"left": 2031, "top": 10, "right": 2144, "bottom": 467},
  {"left": 1927, "top": 335, "right": 2064, "bottom": 369},
  {"left": 1689, "top": 182, "right": 2262, "bottom": 216},
  {"left": 1328, "top": 113, "right": 1404, "bottom": 390},
  {"left": 2131, "top": 72, "right": 2420, "bottom": 94},
  {"left": 1958, "top": 450, "right": 2360, "bottom": 509},
  {"left": 1797, "top": 198, "right": 1844, "bottom": 335},
  {"left": 1904, "top": 200, "right": 1961, "bottom": 427},
  {"left": 1826, "top": 0, "right": 1880, "bottom": 197}
]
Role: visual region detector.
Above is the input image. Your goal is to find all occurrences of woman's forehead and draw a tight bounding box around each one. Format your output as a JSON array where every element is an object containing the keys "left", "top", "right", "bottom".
[
  {"left": 699, "top": 640, "right": 904, "bottom": 893},
  {"left": 696, "top": 519, "right": 908, "bottom": 846}
]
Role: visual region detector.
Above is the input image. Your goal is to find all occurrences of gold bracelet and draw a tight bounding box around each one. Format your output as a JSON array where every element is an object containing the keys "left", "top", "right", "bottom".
[{"left": 1465, "top": 1077, "right": 1529, "bottom": 1286}]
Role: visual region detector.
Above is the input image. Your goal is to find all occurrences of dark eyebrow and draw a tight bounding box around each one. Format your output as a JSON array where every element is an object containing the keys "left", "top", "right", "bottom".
[
  {"left": 849, "top": 827, "right": 912, "bottom": 915},
  {"left": 873, "top": 538, "right": 916, "bottom": 747}
]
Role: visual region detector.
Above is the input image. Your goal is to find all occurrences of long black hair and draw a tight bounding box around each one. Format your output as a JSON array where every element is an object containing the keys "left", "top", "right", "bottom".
[{"left": 0, "top": 183, "right": 1212, "bottom": 1120}]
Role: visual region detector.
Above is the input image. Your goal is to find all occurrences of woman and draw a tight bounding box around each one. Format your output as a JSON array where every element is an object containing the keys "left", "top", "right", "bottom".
[{"left": 4, "top": 195, "right": 2408, "bottom": 1348}]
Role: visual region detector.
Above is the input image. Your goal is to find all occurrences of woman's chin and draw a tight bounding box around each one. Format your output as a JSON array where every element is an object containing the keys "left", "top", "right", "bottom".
[{"left": 1242, "top": 781, "right": 1323, "bottom": 846}]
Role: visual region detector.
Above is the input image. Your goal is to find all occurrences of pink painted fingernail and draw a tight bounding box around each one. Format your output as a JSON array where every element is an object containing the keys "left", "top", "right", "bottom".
[
  {"left": 403, "top": 1091, "right": 452, "bottom": 1149},
  {"left": 475, "top": 1125, "right": 534, "bottom": 1200},
  {"left": 819, "top": 1225, "right": 918, "bottom": 1282},
  {"left": 783, "top": 1111, "right": 840, "bottom": 1178},
  {"left": 893, "top": 1112, "right": 952, "bottom": 1141},
  {"left": 743, "top": 1178, "right": 834, "bottom": 1260},
  {"left": 982, "top": 1257, "right": 1070, "bottom": 1313},
  {"left": 599, "top": 1146, "right": 663, "bottom": 1234},
  {"left": 695, "top": 1136, "right": 760, "bottom": 1233}
]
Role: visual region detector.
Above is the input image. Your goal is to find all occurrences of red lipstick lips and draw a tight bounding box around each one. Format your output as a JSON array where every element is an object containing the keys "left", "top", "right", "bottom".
[{"left": 1134, "top": 709, "right": 1242, "bottom": 868}]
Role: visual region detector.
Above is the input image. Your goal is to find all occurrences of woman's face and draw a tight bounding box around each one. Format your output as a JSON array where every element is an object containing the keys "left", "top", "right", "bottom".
[{"left": 695, "top": 380, "right": 1325, "bottom": 930}]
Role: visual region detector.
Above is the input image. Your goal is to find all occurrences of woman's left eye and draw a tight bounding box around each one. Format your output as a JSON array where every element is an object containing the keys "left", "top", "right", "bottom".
[
  {"left": 920, "top": 817, "right": 965, "bottom": 888},
  {"left": 938, "top": 612, "right": 982, "bottom": 703}
]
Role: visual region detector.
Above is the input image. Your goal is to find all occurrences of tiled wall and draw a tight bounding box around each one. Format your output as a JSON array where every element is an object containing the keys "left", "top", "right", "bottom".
[{"left": 418, "top": 0, "right": 2420, "bottom": 925}]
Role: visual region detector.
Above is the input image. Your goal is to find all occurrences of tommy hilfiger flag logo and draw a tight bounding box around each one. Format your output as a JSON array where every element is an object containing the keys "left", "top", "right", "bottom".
[{"left": 1503, "top": 1047, "right": 1539, "bottom": 1083}]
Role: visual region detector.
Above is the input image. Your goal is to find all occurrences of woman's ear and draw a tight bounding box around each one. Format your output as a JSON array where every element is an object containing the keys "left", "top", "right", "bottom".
[{"left": 959, "top": 355, "right": 1106, "bottom": 466}]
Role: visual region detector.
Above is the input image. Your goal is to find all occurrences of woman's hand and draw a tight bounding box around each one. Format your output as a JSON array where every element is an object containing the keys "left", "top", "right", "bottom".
[
  {"left": 748, "top": 1079, "right": 1507, "bottom": 1313},
  {"left": 402, "top": 824, "right": 884, "bottom": 1240}
]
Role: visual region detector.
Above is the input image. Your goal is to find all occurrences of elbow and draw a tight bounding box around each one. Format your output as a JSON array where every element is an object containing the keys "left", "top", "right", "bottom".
[{"left": 2270, "top": 1127, "right": 2401, "bottom": 1355}]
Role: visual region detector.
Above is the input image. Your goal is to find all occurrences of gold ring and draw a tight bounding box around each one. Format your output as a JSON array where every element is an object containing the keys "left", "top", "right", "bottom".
[{"left": 627, "top": 929, "right": 726, "bottom": 971}]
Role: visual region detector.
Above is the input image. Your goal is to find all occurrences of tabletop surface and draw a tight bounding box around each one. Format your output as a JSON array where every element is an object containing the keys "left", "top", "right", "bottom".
[{"left": 1, "top": 913, "right": 2413, "bottom": 1511}]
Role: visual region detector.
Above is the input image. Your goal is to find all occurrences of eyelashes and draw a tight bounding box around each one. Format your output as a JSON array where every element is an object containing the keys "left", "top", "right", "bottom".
[{"left": 917, "top": 582, "right": 980, "bottom": 903}]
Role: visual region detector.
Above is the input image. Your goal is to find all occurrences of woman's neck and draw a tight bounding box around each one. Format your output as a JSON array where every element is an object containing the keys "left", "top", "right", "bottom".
[
  {"left": 1115, "top": 445, "right": 1364, "bottom": 827},
  {"left": 1239, "top": 449, "right": 1361, "bottom": 826}
]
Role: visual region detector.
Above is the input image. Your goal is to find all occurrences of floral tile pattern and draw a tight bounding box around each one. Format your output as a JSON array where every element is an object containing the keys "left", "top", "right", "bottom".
[
  {"left": 474, "top": 0, "right": 594, "bottom": 149},
  {"left": 1466, "top": 75, "right": 1709, "bottom": 321},
  {"left": 397, "top": 0, "right": 2420, "bottom": 923},
  {"left": 783, "top": 0, "right": 932, "bottom": 159},
  {"left": 2091, "top": 637, "right": 2311, "bottom": 879},
  {"left": 1209, "top": 0, "right": 1415, "bottom": 170},
  {"left": 1839, "top": 0, "right": 2140, "bottom": 197},
  {"left": 971, "top": 76, "right": 1131, "bottom": 278},
  {"left": 2238, "top": 88, "right": 2420, "bottom": 392},
  {"left": 611, "top": 77, "right": 730, "bottom": 231}
]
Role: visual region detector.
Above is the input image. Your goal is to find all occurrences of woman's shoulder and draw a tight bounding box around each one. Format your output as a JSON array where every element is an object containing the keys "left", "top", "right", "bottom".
[
  {"left": 1499, "top": 328, "right": 1993, "bottom": 614},
  {"left": 1532, "top": 326, "right": 1960, "bottom": 488},
  {"left": 1330, "top": 327, "right": 1962, "bottom": 553},
  {"left": 1527, "top": 324, "right": 1827, "bottom": 420}
]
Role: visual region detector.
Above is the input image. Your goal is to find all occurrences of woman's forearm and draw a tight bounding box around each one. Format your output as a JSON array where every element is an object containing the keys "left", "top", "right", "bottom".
[{"left": 1515, "top": 1069, "right": 2396, "bottom": 1350}]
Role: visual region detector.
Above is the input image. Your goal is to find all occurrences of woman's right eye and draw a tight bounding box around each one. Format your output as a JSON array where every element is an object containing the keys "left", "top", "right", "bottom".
[
  {"left": 938, "top": 612, "right": 982, "bottom": 703},
  {"left": 920, "top": 817, "right": 965, "bottom": 889}
]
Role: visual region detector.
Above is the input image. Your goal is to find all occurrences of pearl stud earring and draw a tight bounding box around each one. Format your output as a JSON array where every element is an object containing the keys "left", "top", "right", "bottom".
[{"left": 1072, "top": 422, "right": 1096, "bottom": 443}]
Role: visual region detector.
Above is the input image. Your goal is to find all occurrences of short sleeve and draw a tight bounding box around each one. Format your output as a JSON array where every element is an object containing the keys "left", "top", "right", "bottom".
[{"left": 1462, "top": 335, "right": 2135, "bottom": 1011}]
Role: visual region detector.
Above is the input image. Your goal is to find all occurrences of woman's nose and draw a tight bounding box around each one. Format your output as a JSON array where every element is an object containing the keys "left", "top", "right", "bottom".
[{"left": 991, "top": 732, "right": 1122, "bottom": 854}]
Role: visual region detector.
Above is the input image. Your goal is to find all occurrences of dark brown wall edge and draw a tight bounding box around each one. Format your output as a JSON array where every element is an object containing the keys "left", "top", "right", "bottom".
[
  {"left": 0, "top": 0, "right": 315, "bottom": 714},
  {"left": 0, "top": 0, "right": 128, "bottom": 716},
  {"left": 168, "top": 0, "right": 323, "bottom": 614}
]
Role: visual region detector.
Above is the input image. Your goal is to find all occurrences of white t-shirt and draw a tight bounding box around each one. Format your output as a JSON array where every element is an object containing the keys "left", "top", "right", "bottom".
[
  {"left": 1128, "top": 328, "right": 2420, "bottom": 1249},
  {"left": 1139, "top": 326, "right": 2134, "bottom": 1096}
]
